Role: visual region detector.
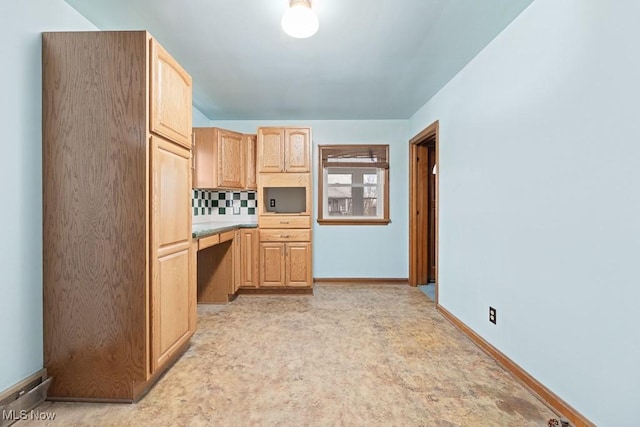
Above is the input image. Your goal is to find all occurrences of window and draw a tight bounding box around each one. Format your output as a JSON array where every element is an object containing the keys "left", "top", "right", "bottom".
[{"left": 318, "top": 145, "right": 390, "bottom": 225}]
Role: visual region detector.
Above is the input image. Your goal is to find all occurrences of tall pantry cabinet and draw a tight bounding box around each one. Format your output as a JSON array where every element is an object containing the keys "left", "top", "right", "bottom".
[
  {"left": 42, "top": 31, "right": 195, "bottom": 402},
  {"left": 257, "top": 127, "right": 313, "bottom": 289}
]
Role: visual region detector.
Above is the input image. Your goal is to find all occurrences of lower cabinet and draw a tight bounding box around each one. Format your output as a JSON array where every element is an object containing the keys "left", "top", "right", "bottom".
[
  {"left": 260, "top": 243, "right": 286, "bottom": 286},
  {"left": 152, "top": 248, "right": 192, "bottom": 370},
  {"left": 233, "top": 230, "right": 241, "bottom": 293},
  {"left": 197, "top": 227, "right": 260, "bottom": 300},
  {"left": 195, "top": 225, "right": 310, "bottom": 296},
  {"left": 286, "top": 242, "right": 312, "bottom": 287},
  {"left": 240, "top": 228, "right": 260, "bottom": 288},
  {"left": 197, "top": 232, "right": 235, "bottom": 303},
  {"left": 259, "top": 241, "right": 312, "bottom": 287}
]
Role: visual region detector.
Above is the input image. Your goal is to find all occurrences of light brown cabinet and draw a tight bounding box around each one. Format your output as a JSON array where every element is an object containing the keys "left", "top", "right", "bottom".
[
  {"left": 193, "top": 127, "right": 245, "bottom": 189},
  {"left": 259, "top": 242, "right": 287, "bottom": 286},
  {"left": 245, "top": 134, "right": 257, "bottom": 190},
  {"left": 233, "top": 229, "right": 242, "bottom": 293},
  {"left": 258, "top": 242, "right": 311, "bottom": 287},
  {"left": 257, "top": 127, "right": 311, "bottom": 173},
  {"left": 197, "top": 227, "right": 259, "bottom": 300},
  {"left": 286, "top": 242, "right": 313, "bottom": 287},
  {"left": 43, "top": 31, "right": 194, "bottom": 402},
  {"left": 256, "top": 126, "right": 313, "bottom": 289},
  {"left": 284, "top": 128, "right": 311, "bottom": 172},
  {"left": 197, "top": 237, "right": 234, "bottom": 304},
  {"left": 258, "top": 229, "right": 312, "bottom": 287},
  {"left": 151, "top": 136, "right": 194, "bottom": 371},
  {"left": 150, "top": 39, "right": 193, "bottom": 149},
  {"left": 240, "top": 228, "right": 259, "bottom": 288}
]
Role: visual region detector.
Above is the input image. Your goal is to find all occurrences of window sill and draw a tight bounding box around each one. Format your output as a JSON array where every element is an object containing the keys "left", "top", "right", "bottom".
[{"left": 317, "top": 218, "right": 390, "bottom": 226}]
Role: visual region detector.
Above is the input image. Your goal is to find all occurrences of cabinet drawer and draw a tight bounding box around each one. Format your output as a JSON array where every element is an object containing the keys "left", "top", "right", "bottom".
[
  {"left": 259, "top": 216, "right": 311, "bottom": 229},
  {"left": 219, "top": 230, "right": 235, "bottom": 243},
  {"left": 198, "top": 234, "right": 220, "bottom": 250},
  {"left": 259, "top": 229, "right": 311, "bottom": 242}
]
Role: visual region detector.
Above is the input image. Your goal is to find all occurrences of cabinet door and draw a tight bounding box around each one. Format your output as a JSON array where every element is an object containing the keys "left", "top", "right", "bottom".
[
  {"left": 259, "top": 242, "right": 286, "bottom": 287},
  {"left": 258, "top": 128, "right": 285, "bottom": 172},
  {"left": 193, "top": 127, "right": 216, "bottom": 189},
  {"left": 284, "top": 128, "right": 310, "bottom": 172},
  {"left": 286, "top": 242, "right": 312, "bottom": 287},
  {"left": 218, "top": 129, "right": 245, "bottom": 188},
  {"left": 244, "top": 134, "right": 257, "bottom": 190},
  {"left": 151, "top": 136, "right": 194, "bottom": 372},
  {"left": 150, "top": 39, "right": 192, "bottom": 149},
  {"left": 241, "top": 228, "right": 259, "bottom": 288},
  {"left": 233, "top": 230, "right": 241, "bottom": 293}
]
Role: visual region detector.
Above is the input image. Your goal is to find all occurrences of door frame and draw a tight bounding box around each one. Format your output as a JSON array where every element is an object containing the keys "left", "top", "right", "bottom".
[{"left": 409, "top": 120, "right": 439, "bottom": 303}]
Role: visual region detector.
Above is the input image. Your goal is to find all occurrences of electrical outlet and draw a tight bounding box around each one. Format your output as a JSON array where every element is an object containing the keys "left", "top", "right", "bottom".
[
  {"left": 270, "top": 199, "right": 276, "bottom": 207},
  {"left": 489, "top": 307, "right": 497, "bottom": 324}
]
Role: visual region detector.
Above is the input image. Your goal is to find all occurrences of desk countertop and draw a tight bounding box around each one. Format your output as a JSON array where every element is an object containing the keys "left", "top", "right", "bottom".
[{"left": 192, "top": 221, "right": 258, "bottom": 239}]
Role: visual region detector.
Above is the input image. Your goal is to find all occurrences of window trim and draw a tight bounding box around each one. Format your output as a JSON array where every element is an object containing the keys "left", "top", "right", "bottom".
[{"left": 317, "top": 144, "right": 390, "bottom": 225}]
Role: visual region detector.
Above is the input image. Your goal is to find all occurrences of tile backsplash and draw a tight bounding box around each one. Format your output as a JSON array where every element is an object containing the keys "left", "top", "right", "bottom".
[{"left": 192, "top": 189, "right": 257, "bottom": 222}]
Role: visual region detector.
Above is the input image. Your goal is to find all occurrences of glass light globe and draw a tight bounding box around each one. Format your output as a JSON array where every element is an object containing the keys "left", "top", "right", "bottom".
[{"left": 281, "top": 0, "right": 319, "bottom": 39}]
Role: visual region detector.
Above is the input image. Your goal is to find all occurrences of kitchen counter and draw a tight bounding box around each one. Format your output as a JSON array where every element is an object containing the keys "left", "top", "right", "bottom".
[{"left": 192, "top": 221, "right": 258, "bottom": 239}]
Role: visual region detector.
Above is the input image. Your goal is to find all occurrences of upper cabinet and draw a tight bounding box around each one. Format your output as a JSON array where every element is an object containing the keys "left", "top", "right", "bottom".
[
  {"left": 245, "top": 134, "right": 257, "bottom": 190},
  {"left": 284, "top": 128, "right": 311, "bottom": 172},
  {"left": 150, "top": 39, "right": 192, "bottom": 149},
  {"left": 257, "top": 127, "right": 284, "bottom": 172},
  {"left": 193, "top": 127, "right": 245, "bottom": 189},
  {"left": 258, "top": 127, "right": 311, "bottom": 173}
]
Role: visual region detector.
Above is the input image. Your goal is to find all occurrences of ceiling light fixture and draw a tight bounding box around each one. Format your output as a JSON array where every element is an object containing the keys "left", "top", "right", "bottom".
[{"left": 281, "top": 0, "right": 319, "bottom": 39}]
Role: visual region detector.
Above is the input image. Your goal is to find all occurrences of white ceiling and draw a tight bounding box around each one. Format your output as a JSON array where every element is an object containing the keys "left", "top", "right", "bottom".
[{"left": 64, "top": 0, "right": 533, "bottom": 120}]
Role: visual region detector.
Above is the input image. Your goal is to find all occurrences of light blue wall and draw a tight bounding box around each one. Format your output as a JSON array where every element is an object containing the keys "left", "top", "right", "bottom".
[
  {"left": 211, "top": 120, "right": 409, "bottom": 278},
  {"left": 408, "top": 0, "right": 640, "bottom": 425},
  {"left": 0, "top": 0, "right": 218, "bottom": 394},
  {"left": 192, "top": 106, "right": 210, "bottom": 127},
  {"left": 0, "top": 0, "right": 96, "bottom": 393}
]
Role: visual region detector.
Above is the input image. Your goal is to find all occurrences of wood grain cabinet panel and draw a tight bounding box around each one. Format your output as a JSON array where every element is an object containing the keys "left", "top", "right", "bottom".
[
  {"left": 219, "top": 130, "right": 245, "bottom": 188},
  {"left": 257, "top": 127, "right": 285, "bottom": 172},
  {"left": 284, "top": 128, "right": 311, "bottom": 172},
  {"left": 193, "top": 127, "right": 245, "bottom": 189},
  {"left": 259, "top": 229, "right": 311, "bottom": 242},
  {"left": 286, "top": 242, "right": 312, "bottom": 287},
  {"left": 259, "top": 215, "right": 311, "bottom": 229},
  {"left": 260, "top": 243, "right": 286, "bottom": 287},
  {"left": 151, "top": 136, "right": 192, "bottom": 371},
  {"left": 256, "top": 126, "right": 312, "bottom": 289},
  {"left": 258, "top": 242, "right": 312, "bottom": 288},
  {"left": 245, "top": 134, "right": 257, "bottom": 189},
  {"left": 154, "top": 137, "right": 191, "bottom": 249},
  {"left": 198, "top": 233, "right": 220, "bottom": 250},
  {"left": 240, "top": 228, "right": 259, "bottom": 288},
  {"left": 257, "top": 127, "right": 311, "bottom": 173},
  {"left": 150, "top": 38, "right": 192, "bottom": 149},
  {"left": 197, "top": 240, "right": 234, "bottom": 303},
  {"left": 43, "top": 31, "right": 194, "bottom": 402},
  {"left": 233, "top": 230, "right": 241, "bottom": 293},
  {"left": 153, "top": 249, "right": 191, "bottom": 369}
]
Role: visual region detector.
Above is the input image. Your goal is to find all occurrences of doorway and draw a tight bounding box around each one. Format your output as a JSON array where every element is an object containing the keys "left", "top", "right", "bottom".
[{"left": 409, "top": 120, "right": 439, "bottom": 303}]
